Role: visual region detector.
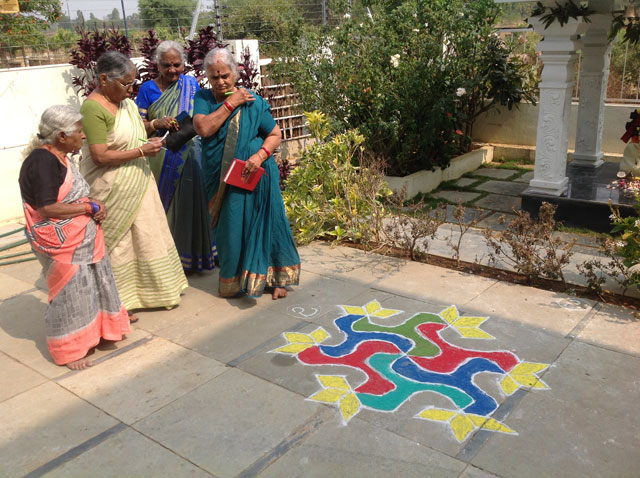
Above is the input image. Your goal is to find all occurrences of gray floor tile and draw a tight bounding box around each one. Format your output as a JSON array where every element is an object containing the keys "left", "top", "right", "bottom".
[
  {"left": 0, "top": 351, "right": 46, "bottom": 402},
  {"left": 577, "top": 303, "right": 640, "bottom": 356},
  {"left": 454, "top": 177, "right": 478, "bottom": 187},
  {"left": 0, "top": 382, "right": 118, "bottom": 477},
  {"left": 259, "top": 417, "right": 467, "bottom": 478},
  {"left": 475, "top": 180, "right": 529, "bottom": 197},
  {"left": 135, "top": 368, "right": 325, "bottom": 478},
  {"left": 473, "top": 194, "right": 522, "bottom": 213},
  {"left": 57, "top": 337, "right": 228, "bottom": 424},
  {"left": 514, "top": 171, "right": 534, "bottom": 183},
  {"left": 41, "top": 428, "right": 213, "bottom": 478},
  {"left": 476, "top": 212, "right": 517, "bottom": 232},
  {"left": 471, "top": 341, "right": 640, "bottom": 478},
  {"left": 470, "top": 168, "right": 518, "bottom": 180}
]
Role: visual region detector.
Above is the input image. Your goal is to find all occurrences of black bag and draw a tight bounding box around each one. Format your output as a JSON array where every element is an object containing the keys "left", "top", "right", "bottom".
[{"left": 163, "top": 111, "right": 197, "bottom": 152}]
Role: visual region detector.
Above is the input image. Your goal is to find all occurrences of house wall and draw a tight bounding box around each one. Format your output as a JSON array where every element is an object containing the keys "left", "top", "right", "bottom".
[{"left": 473, "top": 101, "right": 636, "bottom": 157}]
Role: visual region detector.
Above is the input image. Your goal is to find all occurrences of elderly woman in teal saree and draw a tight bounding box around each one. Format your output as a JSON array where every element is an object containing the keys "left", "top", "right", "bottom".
[
  {"left": 193, "top": 48, "right": 300, "bottom": 299},
  {"left": 136, "top": 40, "right": 216, "bottom": 272}
]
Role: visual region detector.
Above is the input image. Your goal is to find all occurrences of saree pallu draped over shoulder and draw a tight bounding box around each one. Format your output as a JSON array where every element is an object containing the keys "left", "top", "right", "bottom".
[
  {"left": 80, "top": 99, "right": 188, "bottom": 311},
  {"left": 146, "top": 75, "right": 216, "bottom": 271},
  {"left": 197, "top": 91, "right": 300, "bottom": 298},
  {"left": 23, "top": 147, "right": 129, "bottom": 365}
]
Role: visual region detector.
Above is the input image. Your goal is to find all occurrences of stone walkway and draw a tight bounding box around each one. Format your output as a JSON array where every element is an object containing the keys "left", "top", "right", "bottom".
[{"left": 1, "top": 240, "right": 639, "bottom": 477}]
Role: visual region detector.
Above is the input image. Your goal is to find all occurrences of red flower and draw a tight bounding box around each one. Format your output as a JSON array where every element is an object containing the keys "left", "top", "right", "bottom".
[
  {"left": 455, "top": 129, "right": 463, "bottom": 135},
  {"left": 446, "top": 112, "right": 452, "bottom": 117}
]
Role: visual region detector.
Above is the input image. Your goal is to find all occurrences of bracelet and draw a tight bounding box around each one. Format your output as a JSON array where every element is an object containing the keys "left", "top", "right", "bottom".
[
  {"left": 84, "top": 203, "right": 93, "bottom": 215},
  {"left": 150, "top": 119, "right": 157, "bottom": 131},
  {"left": 260, "top": 146, "right": 271, "bottom": 159},
  {"left": 223, "top": 101, "right": 234, "bottom": 113},
  {"left": 89, "top": 202, "right": 100, "bottom": 215},
  {"left": 138, "top": 147, "right": 145, "bottom": 158}
]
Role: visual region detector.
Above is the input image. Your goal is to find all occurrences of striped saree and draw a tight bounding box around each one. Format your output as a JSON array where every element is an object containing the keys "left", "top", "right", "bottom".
[
  {"left": 80, "top": 99, "right": 188, "bottom": 310},
  {"left": 23, "top": 147, "right": 129, "bottom": 365},
  {"left": 145, "top": 75, "right": 216, "bottom": 271}
]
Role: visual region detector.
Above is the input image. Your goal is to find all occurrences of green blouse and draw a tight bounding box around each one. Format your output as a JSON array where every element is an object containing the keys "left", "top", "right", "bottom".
[{"left": 80, "top": 99, "right": 115, "bottom": 145}]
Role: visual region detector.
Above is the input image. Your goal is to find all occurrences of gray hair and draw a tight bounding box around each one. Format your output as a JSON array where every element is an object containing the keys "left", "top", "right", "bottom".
[
  {"left": 23, "top": 105, "right": 82, "bottom": 157},
  {"left": 203, "top": 48, "right": 237, "bottom": 79},
  {"left": 96, "top": 51, "right": 135, "bottom": 80},
  {"left": 155, "top": 40, "right": 185, "bottom": 65}
]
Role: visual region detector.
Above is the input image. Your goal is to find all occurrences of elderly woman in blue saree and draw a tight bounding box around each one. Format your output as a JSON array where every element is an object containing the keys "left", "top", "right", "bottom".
[
  {"left": 193, "top": 48, "right": 300, "bottom": 299},
  {"left": 136, "top": 40, "right": 216, "bottom": 272}
]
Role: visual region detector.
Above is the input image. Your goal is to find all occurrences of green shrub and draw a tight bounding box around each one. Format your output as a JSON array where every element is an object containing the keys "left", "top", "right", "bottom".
[
  {"left": 274, "top": 0, "right": 536, "bottom": 176},
  {"left": 283, "top": 111, "right": 392, "bottom": 246}
]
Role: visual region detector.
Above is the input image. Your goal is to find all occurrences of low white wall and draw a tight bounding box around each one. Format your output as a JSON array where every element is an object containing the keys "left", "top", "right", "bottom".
[
  {"left": 473, "top": 101, "right": 636, "bottom": 156},
  {"left": 0, "top": 62, "right": 83, "bottom": 224}
]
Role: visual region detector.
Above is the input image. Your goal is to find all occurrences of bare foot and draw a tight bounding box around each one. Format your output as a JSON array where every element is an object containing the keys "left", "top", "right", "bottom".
[
  {"left": 128, "top": 312, "right": 139, "bottom": 323},
  {"left": 272, "top": 287, "right": 288, "bottom": 300},
  {"left": 66, "top": 357, "right": 93, "bottom": 370}
]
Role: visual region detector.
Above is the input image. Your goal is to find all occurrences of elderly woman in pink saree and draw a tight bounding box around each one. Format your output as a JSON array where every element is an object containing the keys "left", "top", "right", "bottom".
[{"left": 19, "top": 105, "right": 130, "bottom": 370}]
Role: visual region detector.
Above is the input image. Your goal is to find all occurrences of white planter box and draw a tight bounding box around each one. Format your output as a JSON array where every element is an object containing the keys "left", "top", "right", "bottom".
[{"left": 385, "top": 145, "right": 494, "bottom": 198}]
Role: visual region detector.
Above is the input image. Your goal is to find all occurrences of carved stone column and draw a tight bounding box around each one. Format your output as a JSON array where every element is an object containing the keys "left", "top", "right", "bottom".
[
  {"left": 528, "top": 16, "right": 587, "bottom": 196},
  {"left": 572, "top": 12, "right": 615, "bottom": 168}
]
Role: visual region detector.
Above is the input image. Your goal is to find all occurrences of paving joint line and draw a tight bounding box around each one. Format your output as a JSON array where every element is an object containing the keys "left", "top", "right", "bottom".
[
  {"left": 23, "top": 423, "right": 128, "bottom": 478},
  {"left": 227, "top": 320, "right": 308, "bottom": 367},
  {"left": 53, "top": 336, "right": 153, "bottom": 381},
  {"left": 565, "top": 302, "right": 602, "bottom": 340},
  {"left": 455, "top": 388, "right": 528, "bottom": 463},
  {"left": 236, "top": 408, "right": 331, "bottom": 477}
]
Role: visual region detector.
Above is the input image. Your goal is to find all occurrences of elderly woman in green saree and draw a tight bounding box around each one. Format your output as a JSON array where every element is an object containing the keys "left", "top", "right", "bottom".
[
  {"left": 80, "top": 51, "right": 188, "bottom": 319},
  {"left": 136, "top": 40, "right": 216, "bottom": 272},
  {"left": 193, "top": 48, "right": 300, "bottom": 299}
]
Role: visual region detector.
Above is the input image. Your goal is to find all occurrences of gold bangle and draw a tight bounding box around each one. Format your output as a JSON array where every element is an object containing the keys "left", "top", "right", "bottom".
[
  {"left": 138, "top": 147, "right": 145, "bottom": 158},
  {"left": 150, "top": 119, "right": 157, "bottom": 131}
]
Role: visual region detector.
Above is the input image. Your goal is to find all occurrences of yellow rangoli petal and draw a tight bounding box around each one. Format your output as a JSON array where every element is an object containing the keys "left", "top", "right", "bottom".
[
  {"left": 482, "top": 418, "right": 516, "bottom": 434},
  {"left": 309, "top": 388, "right": 347, "bottom": 403},
  {"left": 365, "top": 300, "right": 382, "bottom": 315},
  {"left": 284, "top": 332, "right": 313, "bottom": 344},
  {"left": 500, "top": 375, "right": 520, "bottom": 395},
  {"left": 440, "top": 306, "right": 459, "bottom": 324},
  {"left": 511, "top": 362, "right": 548, "bottom": 375},
  {"left": 453, "top": 316, "right": 487, "bottom": 328},
  {"left": 273, "top": 343, "right": 313, "bottom": 354},
  {"left": 342, "top": 306, "right": 366, "bottom": 315},
  {"left": 339, "top": 393, "right": 361, "bottom": 422},
  {"left": 450, "top": 414, "right": 476, "bottom": 442},
  {"left": 310, "top": 328, "right": 329, "bottom": 343},
  {"left": 317, "top": 375, "right": 350, "bottom": 391},
  {"left": 418, "top": 408, "right": 457, "bottom": 422},
  {"left": 454, "top": 326, "right": 495, "bottom": 340},
  {"left": 372, "top": 308, "right": 402, "bottom": 318}
]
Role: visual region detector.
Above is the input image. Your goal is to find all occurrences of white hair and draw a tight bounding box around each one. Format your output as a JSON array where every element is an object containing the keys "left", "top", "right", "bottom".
[
  {"left": 155, "top": 40, "right": 185, "bottom": 65},
  {"left": 23, "top": 105, "right": 82, "bottom": 158},
  {"left": 203, "top": 48, "right": 238, "bottom": 80}
]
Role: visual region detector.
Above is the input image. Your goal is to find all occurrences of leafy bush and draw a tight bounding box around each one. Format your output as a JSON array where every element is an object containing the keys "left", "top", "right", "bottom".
[
  {"left": 483, "top": 202, "right": 575, "bottom": 287},
  {"left": 283, "top": 111, "right": 392, "bottom": 246},
  {"left": 274, "top": 0, "right": 537, "bottom": 176}
]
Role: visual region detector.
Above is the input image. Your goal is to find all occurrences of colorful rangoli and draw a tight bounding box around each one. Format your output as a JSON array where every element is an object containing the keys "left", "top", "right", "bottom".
[{"left": 272, "top": 300, "right": 550, "bottom": 443}]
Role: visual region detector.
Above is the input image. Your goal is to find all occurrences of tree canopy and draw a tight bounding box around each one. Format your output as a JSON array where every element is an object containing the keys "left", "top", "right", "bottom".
[
  {"left": 139, "top": 0, "right": 196, "bottom": 29},
  {"left": 0, "top": 0, "right": 62, "bottom": 48}
]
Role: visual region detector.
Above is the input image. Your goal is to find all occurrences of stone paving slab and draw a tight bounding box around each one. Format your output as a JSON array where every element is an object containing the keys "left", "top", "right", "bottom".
[
  {"left": 57, "top": 337, "right": 227, "bottom": 425},
  {"left": 0, "top": 270, "right": 36, "bottom": 301},
  {"left": 469, "top": 168, "right": 518, "bottom": 180},
  {"left": 577, "top": 303, "right": 640, "bottom": 356},
  {"left": 135, "top": 368, "right": 327, "bottom": 478},
  {"left": 0, "top": 351, "right": 46, "bottom": 402},
  {"left": 514, "top": 171, "right": 534, "bottom": 183},
  {"left": 473, "top": 194, "right": 522, "bottom": 213},
  {"left": 470, "top": 341, "right": 640, "bottom": 478},
  {"left": 454, "top": 177, "right": 478, "bottom": 188},
  {"left": 432, "top": 190, "right": 483, "bottom": 204},
  {"left": 40, "top": 427, "right": 213, "bottom": 478},
  {"left": 475, "top": 180, "right": 529, "bottom": 197},
  {"left": 259, "top": 417, "right": 467, "bottom": 478},
  {"left": 0, "top": 382, "right": 118, "bottom": 477}
]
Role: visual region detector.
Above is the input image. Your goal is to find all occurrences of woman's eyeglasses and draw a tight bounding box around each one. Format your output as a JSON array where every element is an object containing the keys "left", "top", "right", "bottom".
[{"left": 111, "top": 77, "right": 136, "bottom": 89}]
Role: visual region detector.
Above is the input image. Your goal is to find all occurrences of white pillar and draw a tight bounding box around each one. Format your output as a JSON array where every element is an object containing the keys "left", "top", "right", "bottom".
[
  {"left": 572, "top": 12, "right": 615, "bottom": 168},
  {"left": 528, "top": 16, "right": 587, "bottom": 196}
]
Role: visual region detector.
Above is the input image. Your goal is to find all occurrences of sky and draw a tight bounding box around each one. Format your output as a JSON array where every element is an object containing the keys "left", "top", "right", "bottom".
[{"left": 62, "top": 0, "right": 140, "bottom": 20}]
